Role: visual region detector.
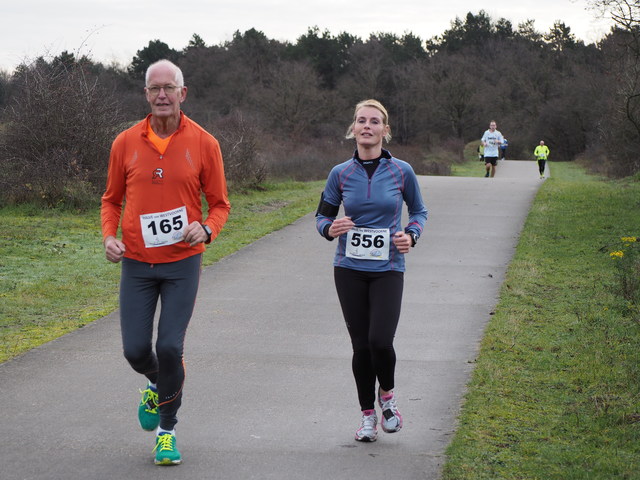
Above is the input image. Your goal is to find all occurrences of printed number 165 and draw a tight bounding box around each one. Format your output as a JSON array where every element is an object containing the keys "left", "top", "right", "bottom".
[{"left": 147, "top": 216, "right": 183, "bottom": 235}]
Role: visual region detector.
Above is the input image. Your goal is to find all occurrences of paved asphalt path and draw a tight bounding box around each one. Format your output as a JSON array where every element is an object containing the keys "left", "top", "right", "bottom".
[{"left": 1, "top": 160, "right": 544, "bottom": 480}]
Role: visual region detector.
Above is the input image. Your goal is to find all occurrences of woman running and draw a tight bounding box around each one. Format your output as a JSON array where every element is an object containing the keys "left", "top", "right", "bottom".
[{"left": 316, "top": 99, "right": 427, "bottom": 442}]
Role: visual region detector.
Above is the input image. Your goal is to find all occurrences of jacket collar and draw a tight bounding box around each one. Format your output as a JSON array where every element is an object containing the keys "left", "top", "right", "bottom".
[
  {"left": 352, "top": 148, "right": 392, "bottom": 161},
  {"left": 142, "top": 111, "right": 186, "bottom": 137}
]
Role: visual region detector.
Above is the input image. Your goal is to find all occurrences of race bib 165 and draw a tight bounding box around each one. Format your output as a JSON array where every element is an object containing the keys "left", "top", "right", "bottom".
[{"left": 140, "top": 206, "right": 188, "bottom": 248}]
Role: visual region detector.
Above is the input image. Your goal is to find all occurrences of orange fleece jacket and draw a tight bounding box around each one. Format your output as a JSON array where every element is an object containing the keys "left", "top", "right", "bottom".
[{"left": 101, "top": 112, "right": 230, "bottom": 264}]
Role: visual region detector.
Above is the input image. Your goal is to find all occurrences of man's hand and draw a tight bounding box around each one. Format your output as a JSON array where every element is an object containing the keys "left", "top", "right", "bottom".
[
  {"left": 104, "top": 236, "right": 126, "bottom": 263},
  {"left": 183, "top": 221, "right": 209, "bottom": 246}
]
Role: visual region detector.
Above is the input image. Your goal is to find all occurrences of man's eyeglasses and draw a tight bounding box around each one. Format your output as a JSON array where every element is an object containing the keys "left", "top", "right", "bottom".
[{"left": 146, "top": 85, "right": 183, "bottom": 95}]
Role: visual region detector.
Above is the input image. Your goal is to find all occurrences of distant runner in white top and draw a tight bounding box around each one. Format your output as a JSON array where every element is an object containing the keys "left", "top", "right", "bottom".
[{"left": 481, "top": 120, "right": 504, "bottom": 178}]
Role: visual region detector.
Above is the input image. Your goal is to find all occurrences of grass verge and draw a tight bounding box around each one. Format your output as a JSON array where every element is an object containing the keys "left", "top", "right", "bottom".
[
  {"left": 443, "top": 161, "right": 640, "bottom": 478},
  {"left": 452, "top": 156, "right": 486, "bottom": 177},
  {"left": 0, "top": 181, "right": 323, "bottom": 363}
]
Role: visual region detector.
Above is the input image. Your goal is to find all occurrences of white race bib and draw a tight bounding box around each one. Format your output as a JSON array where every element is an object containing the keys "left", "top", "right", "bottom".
[
  {"left": 140, "top": 206, "right": 188, "bottom": 248},
  {"left": 346, "top": 227, "right": 390, "bottom": 261}
]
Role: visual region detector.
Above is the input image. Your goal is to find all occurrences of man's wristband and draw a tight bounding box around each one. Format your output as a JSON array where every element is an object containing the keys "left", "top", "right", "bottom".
[{"left": 201, "top": 223, "right": 212, "bottom": 243}]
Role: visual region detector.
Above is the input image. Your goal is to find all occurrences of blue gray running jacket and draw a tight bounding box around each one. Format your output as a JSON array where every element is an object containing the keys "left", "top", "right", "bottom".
[{"left": 316, "top": 150, "right": 427, "bottom": 272}]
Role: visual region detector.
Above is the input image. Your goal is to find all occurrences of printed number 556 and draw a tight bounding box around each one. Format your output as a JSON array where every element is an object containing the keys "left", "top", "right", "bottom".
[{"left": 350, "top": 233, "right": 384, "bottom": 248}]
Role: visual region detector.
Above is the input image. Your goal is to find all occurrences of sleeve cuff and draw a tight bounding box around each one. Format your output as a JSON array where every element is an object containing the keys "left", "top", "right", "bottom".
[{"left": 322, "top": 224, "right": 334, "bottom": 241}]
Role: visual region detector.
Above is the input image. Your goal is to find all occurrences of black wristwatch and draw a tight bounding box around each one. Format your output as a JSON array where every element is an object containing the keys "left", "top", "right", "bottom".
[
  {"left": 201, "top": 223, "right": 212, "bottom": 243},
  {"left": 409, "top": 232, "right": 418, "bottom": 247}
]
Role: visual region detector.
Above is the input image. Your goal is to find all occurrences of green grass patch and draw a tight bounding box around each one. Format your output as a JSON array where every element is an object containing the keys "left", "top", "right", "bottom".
[
  {"left": 453, "top": 143, "right": 486, "bottom": 177},
  {"left": 0, "top": 181, "right": 323, "bottom": 363},
  {"left": 442, "top": 162, "right": 640, "bottom": 479},
  {"left": 451, "top": 159, "right": 486, "bottom": 177}
]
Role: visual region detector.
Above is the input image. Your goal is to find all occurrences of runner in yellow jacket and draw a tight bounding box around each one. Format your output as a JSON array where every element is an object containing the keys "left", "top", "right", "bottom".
[{"left": 534, "top": 140, "right": 550, "bottom": 179}]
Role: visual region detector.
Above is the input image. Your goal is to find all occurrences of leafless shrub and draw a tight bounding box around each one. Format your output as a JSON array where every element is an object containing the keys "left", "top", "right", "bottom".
[
  {"left": 210, "top": 111, "right": 267, "bottom": 190},
  {"left": 392, "top": 143, "right": 453, "bottom": 176},
  {"left": 263, "top": 139, "right": 453, "bottom": 181},
  {"left": 261, "top": 137, "right": 349, "bottom": 182},
  {"left": 0, "top": 59, "right": 124, "bottom": 207},
  {"left": 442, "top": 137, "right": 466, "bottom": 162},
  {"left": 575, "top": 144, "right": 640, "bottom": 178}
]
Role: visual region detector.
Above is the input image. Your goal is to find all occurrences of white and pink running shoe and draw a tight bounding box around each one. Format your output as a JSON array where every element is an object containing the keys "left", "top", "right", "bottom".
[
  {"left": 355, "top": 409, "right": 378, "bottom": 442},
  {"left": 378, "top": 392, "right": 403, "bottom": 433}
]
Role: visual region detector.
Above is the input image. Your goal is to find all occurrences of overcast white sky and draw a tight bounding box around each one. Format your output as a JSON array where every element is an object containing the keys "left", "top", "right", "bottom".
[{"left": 2, "top": 0, "right": 613, "bottom": 72}]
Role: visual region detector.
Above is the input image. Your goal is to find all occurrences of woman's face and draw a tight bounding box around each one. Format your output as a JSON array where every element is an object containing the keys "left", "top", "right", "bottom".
[{"left": 352, "top": 106, "right": 389, "bottom": 149}]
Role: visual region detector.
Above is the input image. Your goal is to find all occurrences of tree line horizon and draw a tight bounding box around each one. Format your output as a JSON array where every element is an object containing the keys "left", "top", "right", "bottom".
[{"left": 0, "top": 6, "right": 638, "bottom": 206}]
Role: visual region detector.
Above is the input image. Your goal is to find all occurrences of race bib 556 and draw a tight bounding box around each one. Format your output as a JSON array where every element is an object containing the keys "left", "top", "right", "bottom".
[{"left": 345, "top": 227, "right": 390, "bottom": 261}]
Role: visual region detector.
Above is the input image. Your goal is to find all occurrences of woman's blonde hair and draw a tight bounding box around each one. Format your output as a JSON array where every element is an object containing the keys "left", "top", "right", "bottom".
[{"left": 345, "top": 99, "right": 392, "bottom": 143}]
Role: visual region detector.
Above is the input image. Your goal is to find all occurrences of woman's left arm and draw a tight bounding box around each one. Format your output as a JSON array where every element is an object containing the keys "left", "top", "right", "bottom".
[{"left": 403, "top": 167, "right": 427, "bottom": 240}]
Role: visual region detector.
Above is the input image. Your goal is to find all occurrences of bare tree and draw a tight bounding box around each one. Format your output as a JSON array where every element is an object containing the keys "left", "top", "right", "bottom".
[
  {"left": 257, "top": 60, "right": 328, "bottom": 139},
  {"left": 430, "top": 54, "right": 480, "bottom": 139},
  {"left": 587, "top": 0, "right": 640, "bottom": 174}
]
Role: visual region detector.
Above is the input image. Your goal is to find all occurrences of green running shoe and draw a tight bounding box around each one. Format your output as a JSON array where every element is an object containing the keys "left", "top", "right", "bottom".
[
  {"left": 138, "top": 386, "right": 160, "bottom": 431},
  {"left": 154, "top": 433, "right": 181, "bottom": 465}
]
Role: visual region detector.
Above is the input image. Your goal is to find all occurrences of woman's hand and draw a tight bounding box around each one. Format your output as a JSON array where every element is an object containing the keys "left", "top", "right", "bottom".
[
  {"left": 392, "top": 232, "right": 411, "bottom": 254},
  {"left": 328, "top": 216, "right": 355, "bottom": 238}
]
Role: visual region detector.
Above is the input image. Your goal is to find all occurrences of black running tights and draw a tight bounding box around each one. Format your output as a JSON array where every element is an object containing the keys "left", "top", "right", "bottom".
[
  {"left": 538, "top": 159, "right": 547, "bottom": 175},
  {"left": 334, "top": 267, "right": 404, "bottom": 411},
  {"left": 120, "top": 254, "right": 201, "bottom": 431}
]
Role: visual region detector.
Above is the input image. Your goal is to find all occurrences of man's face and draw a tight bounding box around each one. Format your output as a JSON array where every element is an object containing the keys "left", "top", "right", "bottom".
[
  {"left": 145, "top": 65, "right": 186, "bottom": 119},
  {"left": 489, "top": 122, "right": 497, "bottom": 131}
]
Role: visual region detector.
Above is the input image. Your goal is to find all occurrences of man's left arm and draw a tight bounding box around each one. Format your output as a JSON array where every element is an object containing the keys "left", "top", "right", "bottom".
[{"left": 200, "top": 137, "right": 231, "bottom": 243}]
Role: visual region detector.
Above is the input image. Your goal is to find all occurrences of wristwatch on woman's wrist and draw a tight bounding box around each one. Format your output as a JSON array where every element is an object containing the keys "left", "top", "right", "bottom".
[{"left": 409, "top": 232, "right": 418, "bottom": 247}]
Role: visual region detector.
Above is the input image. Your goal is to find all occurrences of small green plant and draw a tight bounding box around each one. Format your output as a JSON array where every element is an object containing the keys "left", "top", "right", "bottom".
[{"left": 609, "top": 236, "right": 640, "bottom": 316}]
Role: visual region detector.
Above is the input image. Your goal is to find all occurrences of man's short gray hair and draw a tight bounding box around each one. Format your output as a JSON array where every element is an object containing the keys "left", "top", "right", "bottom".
[{"left": 145, "top": 59, "right": 184, "bottom": 87}]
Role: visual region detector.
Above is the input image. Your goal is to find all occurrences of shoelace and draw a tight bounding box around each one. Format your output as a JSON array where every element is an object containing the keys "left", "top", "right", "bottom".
[
  {"left": 360, "top": 414, "right": 376, "bottom": 430},
  {"left": 153, "top": 434, "right": 175, "bottom": 453},
  {"left": 140, "top": 388, "right": 159, "bottom": 412}
]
